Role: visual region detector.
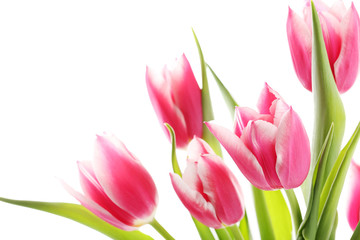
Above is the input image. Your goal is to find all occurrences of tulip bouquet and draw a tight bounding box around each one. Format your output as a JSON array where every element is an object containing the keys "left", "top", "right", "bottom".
[{"left": 2, "top": 0, "right": 360, "bottom": 239}]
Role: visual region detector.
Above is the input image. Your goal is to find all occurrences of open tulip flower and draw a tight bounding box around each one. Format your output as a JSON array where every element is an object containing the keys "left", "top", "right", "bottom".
[
  {"left": 170, "top": 137, "right": 245, "bottom": 228},
  {"left": 347, "top": 160, "right": 360, "bottom": 230},
  {"left": 206, "top": 83, "right": 311, "bottom": 190},
  {"left": 64, "top": 133, "right": 158, "bottom": 230},
  {"left": 146, "top": 54, "right": 203, "bottom": 148},
  {"left": 287, "top": 0, "right": 360, "bottom": 93}
]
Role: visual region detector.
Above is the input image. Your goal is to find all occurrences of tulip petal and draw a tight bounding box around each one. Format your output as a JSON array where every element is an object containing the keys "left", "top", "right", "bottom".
[
  {"left": 241, "top": 121, "right": 282, "bottom": 189},
  {"left": 94, "top": 135, "right": 158, "bottom": 221},
  {"left": 169, "top": 54, "right": 203, "bottom": 140},
  {"left": 269, "top": 99, "right": 290, "bottom": 127},
  {"left": 347, "top": 161, "right": 360, "bottom": 230},
  {"left": 187, "top": 136, "right": 215, "bottom": 161},
  {"left": 334, "top": 3, "right": 360, "bottom": 93},
  {"left": 205, "top": 122, "right": 271, "bottom": 190},
  {"left": 62, "top": 181, "right": 136, "bottom": 231},
  {"left": 287, "top": 7, "right": 312, "bottom": 91},
  {"left": 234, "top": 107, "right": 272, "bottom": 136},
  {"left": 146, "top": 66, "right": 189, "bottom": 147},
  {"left": 170, "top": 173, "right": 222, "bottom": 228},
  {"left": 257, "top": 83, "right": 281, "bottom": 115},
  {"left": 329, "top": 0, "right": 347, "bottom": 21},
  {"left": 198, "top": 155, "right": 244, "bottom": 226},
  {"left": 275, "top": 108, "right": 310, "bottom": 189},
  {"left": 77, "top": 161, "right": 137, "bottom": 226}
]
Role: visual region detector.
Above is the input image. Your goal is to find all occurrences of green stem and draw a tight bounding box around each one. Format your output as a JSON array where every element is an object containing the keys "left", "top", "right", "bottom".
[
  {"left": 229, "top": 224, "right": 245, "bottom": 240},
  {"left": 215, "top": 228, "right": 232, "bottom": 240},
  {"left": 239, "top": 211, "right": 252, "bottom": 240},
  {"left": 285, "top": 189, "right": 302, "bottom": 232},
  {"left": 192, "top": 217, "right": 216, "bottom": 240},
  {"left": 252, "top": 186, "right": 275, "bottom": 240},
  {"left": 149, "top": 218, "right": 175, "bottom": 240}
]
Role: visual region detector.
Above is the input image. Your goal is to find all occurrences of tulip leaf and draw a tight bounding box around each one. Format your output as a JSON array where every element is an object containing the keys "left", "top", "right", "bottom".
[
  {"left": 0, "top": 197, "right": 152, "bottom": 240},
  {"left": 351, "top": 221, "right": 360, "bottom": 240},
  {"left": 252, "top": 187, "right": 292, "bottom": 240},
  {"left": 297, "top": 123, "right": 334, "bottom": 240},
  {"left": 192, "top": 29, "right": 222, "bottom": 157},
  {"left": 207, "top": 64, "right": 238, "bottom": 118},
  {"left": 316, "top": 122, "right": 360, "bottom": 239},
  {"left": 164, "top": 123, "right": 182, "bottom": 177},
  {"left": 302, "top": 0, "right": 345, "bottom": 202}
]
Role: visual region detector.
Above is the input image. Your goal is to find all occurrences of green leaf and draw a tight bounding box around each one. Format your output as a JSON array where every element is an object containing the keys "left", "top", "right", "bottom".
[
  {"left": 252, "top": 187, "right": 292, "bottom": 240},
  {"left": 316, "top": 122, "right": 360, "bottom": 239},
  {"left": 302, "top": 0, "right": 345, "bottom": 203},
  {"left": 351, "top": 220, "right": 360, "bottom": 240},
  {"left": 239, "top": 212, "right": 252, "bottom": 240},
  {"left": 0, "top": 197, "right": 152, "bottom": 240},
  {"left": 207, "top": 64, "right": 238, "bottom": 118},
  {"left": 297, "top": 123, "right": 334, "bottom": 240},
  {"left": 192, "top": 29, "right": 222, "bottom": 157}
]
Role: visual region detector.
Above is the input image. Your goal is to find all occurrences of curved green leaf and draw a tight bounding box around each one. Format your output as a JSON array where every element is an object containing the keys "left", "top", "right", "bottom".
[
  {"left": 351, "top": 220, "right": 360, "bottom": 240},
  {"left": 302, "top": 0, "right": 345, "bottom": 203},
  {"left": 0, "top": 197, "right": 152, "bottom": 240},
  {"left": 192, "top": 29, "right": 222, "bottom": 157},
  {"left": 316, "top": 122, "right": 360, "bottom": 239}
]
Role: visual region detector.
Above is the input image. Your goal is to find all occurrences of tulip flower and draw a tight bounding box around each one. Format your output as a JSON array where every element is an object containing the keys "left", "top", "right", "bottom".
[
  {"left": 287, "top": 0, "right": 360, "bottom": 93},
  {"left": 146, "top": 54, "right": 203, "bottom": 148},
  {"left": 170, "top": 136, "right": 245, "bottom": 228},
  {"left": 347, "top": 160, "right": 360, "bottom": 230},
  {"left": 206, "top": 83, "right": 311, "bottom": 190},
  {"left": 64, "top": 133, "right": 158, "bottom": 230}
]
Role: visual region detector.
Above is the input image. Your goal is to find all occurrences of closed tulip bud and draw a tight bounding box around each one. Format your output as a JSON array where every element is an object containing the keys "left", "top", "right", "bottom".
[
  {"left": 347, "top": 160, "right": 360, "bottom": 230},
  {"left": 170, "top": 136, "right": 245, "bottom": 228},
  {"left": 64, "top": 133, "right": 158, "bottom": 230},
  {"left": 206, "top": 83, "right": 311, "bottom": 190},
  {"left": 287, "top": 0, "right": 360, "bottom": 93},
  {"left": 146, "top": 54, "right": 203, "bottom": 148}
]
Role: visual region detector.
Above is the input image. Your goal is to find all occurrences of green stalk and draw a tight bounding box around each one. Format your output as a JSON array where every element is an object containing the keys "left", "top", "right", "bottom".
[
  {"left": 192, "top": 217, "right": 216, "bottom": 240},
  {"left": 149, "top": 219, "right": 175, "bottom": 240},
  {"left": 239, "top": 211, "right": 252, "bottom": 240},
  {"left": 229, "top": 225, "right": 245, "bottom": 240},
  {"left": 251, "top": 186, "right": 275, "bottom": 240},
  {"left": 215, "top": 228, "right": 232, "bottom": 240},
  {"left": 285, "top": 189, "right": 302, "bottom": 233}
]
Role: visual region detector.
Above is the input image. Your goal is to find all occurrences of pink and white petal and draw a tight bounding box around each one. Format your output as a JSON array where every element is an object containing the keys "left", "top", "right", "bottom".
[
  {"left": 205, "top": 122, "right": 272, "bottom": 190},
  {"left": 330, "top": 0, "right": 347, "bottom": 21},
  {"left": 77, "top": 161, "right": 136, "bottom": 225},
  {"left": 334, "top": 3, "right": 360, "bottom": 93},
  {"left": 169, "top": 54, "right": 203, "bottom": 140},
  {"left": 287, "top": 7, "right": 313, "bottom": 91},
  {"left": 187, "top": 136, "right": 216, "bottom": 161},
  {"left": 234, "top": 107, "right": 273, "bottom": 136},
  {"left": 241, "top": 121, "right": 282, "bottom": 189},
  {"left": 62, "top": 181, "right": 136, "bottom": 231},
  {"left": 257, "top": 83, "right": 282, "bottom": 114},
  {"left": 275, "top": 108, "right": 311, "bottom": 189},
  {"left": 269, "top": 99, "right": 290, "bottom": 127},
  {"left": 170, "top": 173, "right": 222, "bottom": 228},
  {"left": 347, "top": 161, "right": 360, "bottom": 230},
  {"left": 146, "top": 66, "right": 189, "bottom": 147},
  {"left": 94, "top": 135, "right": 158, "bottom": 220},
  {"left": 318, "top": 11, "right": 342, "bottom": 69},
  {"left": 198, "top": 155, "right": 245, "bottom": 226}
]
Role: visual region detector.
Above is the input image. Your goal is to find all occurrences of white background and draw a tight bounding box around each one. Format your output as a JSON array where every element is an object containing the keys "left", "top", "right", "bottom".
[{"left": 0, "top": 0, "right": 360, "bottom": 239}]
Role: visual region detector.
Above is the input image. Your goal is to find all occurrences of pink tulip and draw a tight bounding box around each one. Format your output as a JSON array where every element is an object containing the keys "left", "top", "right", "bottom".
[
  {"left": 347, "top": 160, "right": 360, "bottom": 230},
  {"left": 170, "top": 136, "right": 245, "bottom": 228},
  {"left": 63, "top": 133, "right": 158, "bottom": 230},
  {"left": 206, "top": 83, "right": 310, "bottom": 190},
  {"left": 287, "top": 0, "right": 360, "bottom": 93},
  {"left": 146, "top": 54, "right": 203, "bottom": 148}
]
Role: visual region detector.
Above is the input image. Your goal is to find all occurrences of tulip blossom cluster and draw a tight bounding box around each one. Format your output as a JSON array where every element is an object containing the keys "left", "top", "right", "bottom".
[
  {"left": 2, "top": 1, "right": 360, "bottom": 240},
  {"left": 287, "top": 0, "right": 360, "bottom": 93},
  {"left": 207, "top": 83, "right": 311, "bottom": 190}
]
